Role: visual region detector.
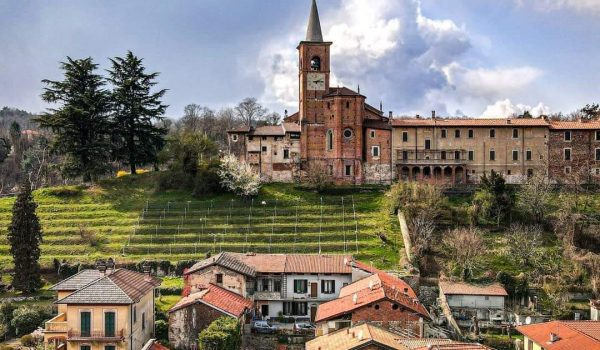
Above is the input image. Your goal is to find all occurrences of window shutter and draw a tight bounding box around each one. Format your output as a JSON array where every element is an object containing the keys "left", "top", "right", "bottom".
[
  {"left": 105, "top": 312, "right": 115, "bottom": 337},
  {"left": 332, "top": 280, "right": 336, "bottom": 293},
  {"left": 80, "top": 312, "right": 91, "bottom": 337}
]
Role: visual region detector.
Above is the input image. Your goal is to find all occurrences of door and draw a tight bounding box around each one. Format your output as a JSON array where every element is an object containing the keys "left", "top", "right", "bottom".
[
  {"left": 261, "top": 304, "right": 269, "bottom": 319},
  {"left": 104, "top": 311, "right": 115, "bottom": 337},
  {"left": 80, "top": 311, "right": 91, "bottom": 337},
  {"left": 310, "top": 283, "right": 318, "bottom": 298},
  {"left": 310, "top": 305, "right": 317, "bottom": 322}
]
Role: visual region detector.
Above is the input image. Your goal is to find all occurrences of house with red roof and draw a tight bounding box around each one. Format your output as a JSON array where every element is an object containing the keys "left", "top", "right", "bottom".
[
  {"left": 517, "top": 320, "right": 600, "bottom": 350},
  {"left": 438, "top": 281, "right": 508, "bottom": 329},
  {"left": 314, "top": 269, "right": 430, "bottom": 336},
  {"left": 168, "top": 283, "right": 253, "bottom": 350}
]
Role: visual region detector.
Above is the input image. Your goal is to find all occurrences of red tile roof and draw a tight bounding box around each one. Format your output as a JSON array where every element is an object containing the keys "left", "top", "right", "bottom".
[
  {"left": 550, "top": 120, "right": 600, "bottom": 130},
  {"left": 282, "top": 122, "right": 301, "bottom": 133},
  {"left": 439, "top": 281, "right": 508, "bottom": 297},
  {"left": 316, "top": 273, "right": 429, "bottom": 323},
  {"left": 391, "top": 117, "right": 549, "bottom": 127},
  {"left": 305, "top": 323, "right": 404, "bottom": 350},
  {"left": 411, "top": 343, "right": 493, "bottom": 350},
  {"left": 149, "top": 342, "right": 170, "bottom": 350},
  {"left": 169, "top": 283, "right": 252, "bottom": 318},
  {"left": 284, "top": 254, "right": 352, "bottom": 274},
  {"left": 517, "top": 321, "right": 600, "bottom": 350}
]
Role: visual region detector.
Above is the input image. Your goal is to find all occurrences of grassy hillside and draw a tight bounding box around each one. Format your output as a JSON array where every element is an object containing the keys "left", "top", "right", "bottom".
[{"left": 0, "top": 173, "right": 401, "bottom": 269}]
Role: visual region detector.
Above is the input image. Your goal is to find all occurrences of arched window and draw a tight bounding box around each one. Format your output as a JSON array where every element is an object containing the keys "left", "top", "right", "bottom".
[
  {"left": 311, "top": 56, "right": 321, "bottom": 71},
  {"left": 326, "top": 129, "right": 333, "bottom": 151}
]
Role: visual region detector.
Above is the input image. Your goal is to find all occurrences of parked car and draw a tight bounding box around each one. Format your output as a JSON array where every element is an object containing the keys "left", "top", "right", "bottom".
[
  {"left": 294, "top": 322, "right": 316, "bottom": 334},
  {"left": 252, "top": 320, "right": 278, "bottom": 334}
]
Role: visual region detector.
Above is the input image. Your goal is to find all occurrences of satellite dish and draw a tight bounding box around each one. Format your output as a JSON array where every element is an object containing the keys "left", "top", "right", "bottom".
[{"left": 525, "top": 316, "right": 532, "bottom": 325}]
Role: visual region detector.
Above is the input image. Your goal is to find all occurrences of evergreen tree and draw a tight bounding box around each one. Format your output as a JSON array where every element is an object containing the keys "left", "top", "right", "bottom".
[
  {"left": 37, "top": 57, "right": 112, "bottom": 182},
  {"left": 107, "top": 51, "right": 167, "bottom": 174},
  {"left": 8, "top": 177, "right": 42, "bottom": 293}
]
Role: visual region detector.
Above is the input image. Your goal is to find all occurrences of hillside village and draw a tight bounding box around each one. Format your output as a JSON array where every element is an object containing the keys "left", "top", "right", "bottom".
[{"left": 1, "top": 0, "right": 600, "bottom": 350}]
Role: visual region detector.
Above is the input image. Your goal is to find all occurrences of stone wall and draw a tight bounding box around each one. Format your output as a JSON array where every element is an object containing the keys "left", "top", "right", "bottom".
[{"left": 169, "top": 303, "right": 233, "bottom": 350}]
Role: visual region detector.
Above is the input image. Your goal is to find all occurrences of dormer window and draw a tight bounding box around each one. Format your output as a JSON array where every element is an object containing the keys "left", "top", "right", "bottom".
[{"left": 310, "top": 56, "right": 321, "bottom": 71}]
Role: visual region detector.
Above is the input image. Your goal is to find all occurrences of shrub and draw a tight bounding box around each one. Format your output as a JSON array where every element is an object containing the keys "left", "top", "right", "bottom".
[
  {"left": 193, "top": 161, "right": 222, "bottom": 196},
  {"left": 198, "top": 316, "right": 241, "bottom": 350},
  {"left": 155, "top": 320, "right": 168, "bottom": 342},
  {"left": 218, "top": 154, "right": 260, "bottom": 197},
  {"left": 11, "top": 305, "right": 52, "bottom": 337},
  {"left": 174, "top": 260, "right": 198, "bottom": 276},
  {"left": 20, "top": 334, "right": 35, "bottom": 347},
  {"left": 39, "top": 186, "right": 82, "bottom": 198},
  {"left": 304, "top": 160, "right": 332, "bottom": 193},
  {"left": 0, "top": 302, "right": 16, "bottom": 338}
]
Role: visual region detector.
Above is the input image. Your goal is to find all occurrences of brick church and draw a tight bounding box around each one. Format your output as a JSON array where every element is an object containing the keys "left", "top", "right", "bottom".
[{"left": 228, "top": 0, "right": 393, "bottom": 185}]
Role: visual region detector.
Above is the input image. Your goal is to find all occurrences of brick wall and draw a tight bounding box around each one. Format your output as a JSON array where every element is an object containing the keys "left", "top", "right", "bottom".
[
  {"left": 548, "top": 129, "right": 600, "bottom": 183},
  {"left": 350, "top": 300, "right": 422, "bottom": 326}
]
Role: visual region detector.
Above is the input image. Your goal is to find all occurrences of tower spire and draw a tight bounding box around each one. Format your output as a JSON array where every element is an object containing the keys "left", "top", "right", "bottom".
[{"left": 305, "top": 0, "right": 323, "bottom": 42}]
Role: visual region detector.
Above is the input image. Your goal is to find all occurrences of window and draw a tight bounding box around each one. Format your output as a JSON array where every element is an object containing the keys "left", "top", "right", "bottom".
[
  {"left": 283, "top": 302, "right": 307, "bottom": 316},
  {"left": 346, "top": 101, "right": 350, "bottom": 109},
  {"left": 441, "top": 151, "right": 446, "bottom": 160},
  {"left": 425, "top": 139, "right": 431, "bottom": 150},
  {"left": 105, "top": 346, "right": 116, "bottom": 350},
  {"left": 468, "top": 150, "right": 474, "bottom": 161},
  {"left": 468, "top": 129, "right": 474, "bottom": 138},
  {"left": 489, "top": 129, "right": 496, "bottom": 138},
  {"left": 273, "top": 147, "right": 277, "bottom": 156},
  {"left": 455, "top": 129, "right": 461, "bottom": 138},
  {"left": 290, "top": 133, "right": 300, "bottom": 140},
  {"left": 564, "top": 148, "right": 571, "bottom": 161},
  {"left": 81, "top": 346, "right": 91, "bottom": 350},
  {"left": 293, "top": 279, "right": 308, "bottom": 294},
  {"left": 526, "top": 149, "right": 532, "bottom": 161},
  {"left": 326, "top": 130, "right": 333, "bottom": 151},
  {"left": 489, "top": 149, "right": 496, "bottom": 161},
  {"left": 104, "top": 311, "right": 115, "bottom": 337},
  {"left": 454, "top": 151, "right": 461, "bottom": 160},
  {"left": 596, "top": 130, "right": 600, "bottom": 141},
  {"left": 345, "top": 165, "right": 353, "bottom": 176},
  {"left": 262, "top": 136, "right": 267, "bottom": 140},
  {"left": 402, "top": 151, "right": 408, "bottom": 160},
  {"left": 231, "top": 134, "right": 238, "bottom": 142},
  {"left": 596, "top": 148, "right": 600, "bottom": 161},
  {"left": 142, "top": 312, "right": 146, "bottom": 331},
  {"left": 370, "top": 130, "right": 375, "bottom": 138},
  {"left": 392, "top": 304, "right": 399, "bottom": 310},
  {"left": 248, "top": 136, "right": 254, "bottom": 141},
  {"left": 283, "top": 149, "right": 289, "bottom": 159},
  {"left": 512, "top": 128, "right": 519, "bottom": 138},
  {"left": 327, "top": 165, "right": 333, "bottom": 175},
  {"left": 527, "top": 169, "right": 534, "bottom": 177},
  {"left": 133, "top": 306, "right": 137, "bottom": 323},
  {"left": 485, "top": 296, "right": 490, "bottom": 301},
  {"left": 310, "top": 56, "right": 321, "bottom": 71},
  {"left": 274, "top": 280, "right": 282, "bottom": 292},
  {"left": 80, "top": 311, "right": 91, "bottom": 337},
  {"left": 512, "top": 150, "right": 519, "bottom": 161},
  {"left": 321, "top": 280, "right": 336, "bottom": 294},
  {"left": 564, "top": 130, "right": 572, "bottom": 141},
  {"left": 402, "top": 131, "right": 408, "bottom": 142},
  {"left": 372, "top": 146, "right": 380, "bottom": 157},
  {"left": 565, "top": 166, "right": 571, "bottom": 174},
  {"left": 507, "top": 170, "right": 512, "bottom": 175},
  {"left": 261, "top": 146, "right": 267, "bottom": 153},
  {"left": 441, "top": 129, "right": 447, "bottom": 138},
  {"left": 262, "top": 278, "right": 270, "bottom": 291},
  {"left": 343, "top": 128, "right": 353, "bottom": 138}
]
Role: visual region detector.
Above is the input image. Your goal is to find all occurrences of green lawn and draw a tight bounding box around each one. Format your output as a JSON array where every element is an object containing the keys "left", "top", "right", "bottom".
[{"left": 0, "top": 173, "right": 402, "bottom": 270}]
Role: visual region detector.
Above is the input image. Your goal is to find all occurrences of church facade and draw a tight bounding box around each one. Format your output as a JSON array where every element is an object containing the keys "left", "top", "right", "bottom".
[{"left": 228, "top": 0, "right": 392, "bottom": 185}]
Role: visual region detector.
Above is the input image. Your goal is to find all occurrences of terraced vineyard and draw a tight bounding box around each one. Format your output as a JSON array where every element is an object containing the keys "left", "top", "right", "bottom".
[{"left": 0, "top": 174, "right": 401, "bottom": 269}]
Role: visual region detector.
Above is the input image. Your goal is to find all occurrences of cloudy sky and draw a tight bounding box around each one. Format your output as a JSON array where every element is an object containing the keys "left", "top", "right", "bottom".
[{"left": 1, "top": 0, "right": 599, "bottom": 118}]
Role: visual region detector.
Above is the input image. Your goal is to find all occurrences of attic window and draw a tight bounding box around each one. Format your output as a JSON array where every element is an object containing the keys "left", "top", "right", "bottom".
[{"left": 216, "top": 274, "right": 223, "bottom": 284}]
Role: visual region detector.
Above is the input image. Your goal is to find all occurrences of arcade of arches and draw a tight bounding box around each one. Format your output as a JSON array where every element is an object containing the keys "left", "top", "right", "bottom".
[{"left": 397, "top": 165, "right": 465, "bottom": 184}]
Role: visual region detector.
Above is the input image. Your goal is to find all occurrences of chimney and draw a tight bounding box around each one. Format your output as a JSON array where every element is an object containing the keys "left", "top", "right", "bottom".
[
  {"left": 106, "top": 257, "right": 115, "bottom": 275},
  {"left": 142, "top": 262, "right": 152, "bottom": 282},
  {"left": 507, "top": 119, "right": 512, "bottom": 124},
  {"left": 550, "top": 333, "right": 560, "bottom": 343},
  {"left": 432, "top": 110, "right": 436, "bottom": 119},
  {"left": 96, "top": 259, "right": 107, "bottom": 276},
  {"left": 368, "top": 280, "right": 374, "bottom": 290},
  {"left": 353, "top": 293, "right": 358, "bottom": 304},
  {"left": 416, "top": 114, "right": 421, "bottom": 119},
  {"left": 389, "top": 111, "right": 393, "bottom": 118},
  {"left": 403, "top": 287, "right": 409, "bottom": 295}
]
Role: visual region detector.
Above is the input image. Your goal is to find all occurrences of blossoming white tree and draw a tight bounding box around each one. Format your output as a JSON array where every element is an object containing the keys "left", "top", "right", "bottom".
[{"left": 218, "top": 154, "right": 261, "bottom": 197}]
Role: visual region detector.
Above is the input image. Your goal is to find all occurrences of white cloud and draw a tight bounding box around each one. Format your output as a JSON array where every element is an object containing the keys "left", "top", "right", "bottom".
[
  {"left": 481, "top": 99, "right": 550, "bottom": 118},
  {"left": 257, "top": 0, "right": 543, "bottom": 116}
]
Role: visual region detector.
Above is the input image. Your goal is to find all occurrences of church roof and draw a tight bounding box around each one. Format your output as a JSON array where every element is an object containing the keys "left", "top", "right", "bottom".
[{"left": 305, "top": 0, "right": 323, "bottom": 42}]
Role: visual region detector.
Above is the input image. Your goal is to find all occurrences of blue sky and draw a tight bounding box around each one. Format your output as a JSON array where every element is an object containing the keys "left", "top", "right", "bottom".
[{"left": 1, "top": 0, "right": 599, "bottom": 118}]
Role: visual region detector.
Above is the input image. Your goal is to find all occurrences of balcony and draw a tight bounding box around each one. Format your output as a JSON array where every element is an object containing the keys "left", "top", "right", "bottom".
[
  {"left": 253, "top": 291, "right": 283, "bottom": 301},
  {"left": 67, "top": 329, "right": 125, "bottom": 342},
  {"left": 395, "top": 149, "right": 467, "bottom": 166},
  {"left": 44, "top": 313, "right": 68, "bottom": 333}
]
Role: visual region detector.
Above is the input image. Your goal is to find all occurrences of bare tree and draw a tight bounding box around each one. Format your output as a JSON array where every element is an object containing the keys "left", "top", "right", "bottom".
[
  {"left": 506, "top": 224, "right": 542, "bottom": 266},
  {"left": 235, "top": 97, "right": 267, "bottom": 127},
  {"left": 443, "top": 227, "right": 485, "bottom": 281},
  {"left": 304, "top": 160, "right": 332, "bottom": 193},
  {"left": 518, "top": 173, "right": 552, "bottom": 223},
  {"left": 411, "top": 213, "right": 435, "bottom": 259}
]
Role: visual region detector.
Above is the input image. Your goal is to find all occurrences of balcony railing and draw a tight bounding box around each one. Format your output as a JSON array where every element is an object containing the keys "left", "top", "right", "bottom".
[
  {"left": 67, "top": 329, "right": 124, "bottom": 341},
  {"left": 396, "top": 149, "right": 467, "bottom": 165},
  {"left": 44, "top": 313, "right": 68, "bottom": 333}
]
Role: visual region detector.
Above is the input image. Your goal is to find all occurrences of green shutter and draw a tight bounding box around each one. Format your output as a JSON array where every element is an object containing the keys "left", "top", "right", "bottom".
[
  {"left": 105, "top": 346, "right": 116, "bottom": 350},
  {"left": 105, "top": 312, "right": 115, "bottom": 337},
  {"left": 80, "top": 312, "right": 91, "bottom": 337}
]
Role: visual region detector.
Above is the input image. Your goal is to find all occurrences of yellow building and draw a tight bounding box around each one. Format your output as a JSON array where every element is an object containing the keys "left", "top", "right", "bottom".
[
  {"left": 517, "top": 320, "right": 600, "bottom": 350},
  {"left": 391, "top": 117, "right": 549, "bottom": 184},
  {"left": 44, "top": 268, "right": 161, "bottom": 350}
]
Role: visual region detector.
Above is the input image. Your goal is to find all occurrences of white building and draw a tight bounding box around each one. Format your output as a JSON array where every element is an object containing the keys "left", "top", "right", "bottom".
[
  {"left": 592, "top": 300, "right": 599, "bottom": 321},
  {"left": 439, "top": 281, "right": 508, "bottom": 328}
]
